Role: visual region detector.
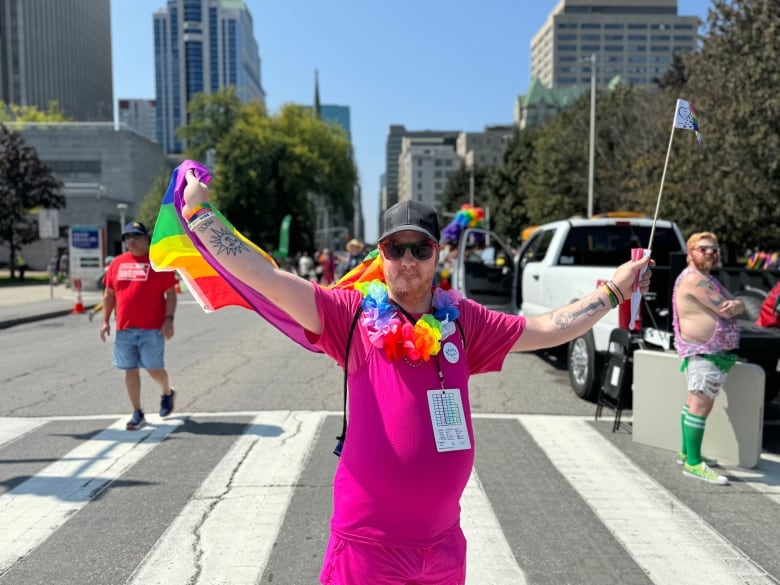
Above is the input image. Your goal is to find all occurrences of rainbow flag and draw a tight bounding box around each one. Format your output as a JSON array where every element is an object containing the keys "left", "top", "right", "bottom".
[{"left": 150, "top": 160, "right": 384, "bottom": 352}]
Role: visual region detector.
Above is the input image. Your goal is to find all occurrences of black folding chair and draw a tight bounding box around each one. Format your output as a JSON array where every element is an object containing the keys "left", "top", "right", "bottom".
[{"left": 595, "top": 328, "right": 633, "bottom": 432}]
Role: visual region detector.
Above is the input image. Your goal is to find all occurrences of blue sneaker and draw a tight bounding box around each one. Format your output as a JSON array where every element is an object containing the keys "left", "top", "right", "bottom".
[
  {"left": 126, "top": 409, "right": 146, "bottom": 430},
  {"left": 160, "top": 389, "right": 175, "bottom": 417}
]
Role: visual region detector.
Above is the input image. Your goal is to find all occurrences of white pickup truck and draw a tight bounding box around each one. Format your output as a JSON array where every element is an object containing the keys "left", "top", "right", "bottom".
[
  {"left": 453, "top": 216, "right": 780, "bottom": 403},
  {"left": 513, "top": 216, "right": 686, "bottom": 400}
]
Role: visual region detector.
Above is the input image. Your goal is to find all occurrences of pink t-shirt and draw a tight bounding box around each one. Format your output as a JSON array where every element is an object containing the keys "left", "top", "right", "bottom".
[{"left": 308, "top": 284, "right": 526, "bottom": 546}]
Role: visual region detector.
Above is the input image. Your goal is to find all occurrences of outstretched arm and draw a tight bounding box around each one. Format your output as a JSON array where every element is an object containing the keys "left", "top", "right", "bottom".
[
  {"left": 182, "top": 170, "right": 323, "bottom": 335},
  {"left": 512, "top": 255, "right": 653, "bottom": 352}
]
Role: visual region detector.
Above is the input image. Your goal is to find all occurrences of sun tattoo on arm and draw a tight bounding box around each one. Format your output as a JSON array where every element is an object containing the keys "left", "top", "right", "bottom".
[{"left": 209, "top": 227, "right": 250, "bottom": 256}]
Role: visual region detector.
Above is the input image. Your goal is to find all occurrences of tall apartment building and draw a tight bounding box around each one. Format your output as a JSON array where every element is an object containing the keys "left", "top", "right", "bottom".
[
  {"left": 397, "top": 137, "right": 460, "bottom": 213},
  {"left": 118, "top": 99, "right": 158, "bottom": 143},
  {"left": 384, "top": 125, "right": 459, "bottom": 211},
  {"left": 154, "top": 0, "right": 265, "bottom": 154},
  {"left": 530, "top": 0, "right": 698, "bottom": 89},
  {"left": 0, "top": 0, "right": 113, "bottom": 121}
]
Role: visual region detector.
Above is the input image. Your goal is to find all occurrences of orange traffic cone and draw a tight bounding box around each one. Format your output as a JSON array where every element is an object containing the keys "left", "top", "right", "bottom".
[{"left": 72, "top": 278, "right": 85, "bottom": 314}]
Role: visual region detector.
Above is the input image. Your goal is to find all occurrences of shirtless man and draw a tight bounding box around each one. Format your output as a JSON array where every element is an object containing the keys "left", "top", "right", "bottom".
[{"left": 672, "top": 232, "right": 744, "bottom": 485}]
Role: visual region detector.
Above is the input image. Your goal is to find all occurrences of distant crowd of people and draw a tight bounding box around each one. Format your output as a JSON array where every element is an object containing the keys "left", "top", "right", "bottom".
[{"left": 287, "top": 238, "right": 369, "bottom": 285}]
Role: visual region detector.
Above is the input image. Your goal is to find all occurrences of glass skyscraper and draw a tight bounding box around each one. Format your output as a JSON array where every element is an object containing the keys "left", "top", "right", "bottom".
[{"left": 154, "top": 0, "right": 265, "bottom": 154}]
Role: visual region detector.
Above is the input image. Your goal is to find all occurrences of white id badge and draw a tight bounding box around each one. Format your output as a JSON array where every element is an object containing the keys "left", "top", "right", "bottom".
[{"left": 426, "top": 389, "right": 471, "bottom": 452}]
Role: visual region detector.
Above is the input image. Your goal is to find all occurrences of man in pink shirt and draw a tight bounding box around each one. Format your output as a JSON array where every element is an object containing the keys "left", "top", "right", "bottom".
[{"left": 182, "top": 171, "right": 653, "bottom": 585}]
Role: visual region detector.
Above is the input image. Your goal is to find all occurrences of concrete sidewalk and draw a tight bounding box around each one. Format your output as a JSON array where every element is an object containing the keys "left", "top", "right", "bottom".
[{"left": 0, "top": 279, "right": 103, "bottom": 329}]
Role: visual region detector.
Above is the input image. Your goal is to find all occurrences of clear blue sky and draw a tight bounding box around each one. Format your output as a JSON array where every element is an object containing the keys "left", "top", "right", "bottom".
[{"left": 111, "top": 0, "right": 713, "bottom": 242}]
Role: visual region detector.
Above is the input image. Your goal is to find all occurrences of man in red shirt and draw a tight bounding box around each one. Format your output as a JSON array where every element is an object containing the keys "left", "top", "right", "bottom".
[{"left": 100, "top": 221, "right": 178, "bottom": 430}]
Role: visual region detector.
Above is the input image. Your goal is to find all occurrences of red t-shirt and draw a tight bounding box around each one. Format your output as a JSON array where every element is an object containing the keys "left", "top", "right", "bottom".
[
  {"left": 104, "top": 251, "right": 177, "bottom": 330},
  {"left": 756, "top": 283, "right": 780, "bottom": 327}
]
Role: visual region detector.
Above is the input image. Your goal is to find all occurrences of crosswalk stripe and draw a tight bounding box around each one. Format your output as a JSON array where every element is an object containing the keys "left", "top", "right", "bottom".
[
  {"left": 462, "top": 469, "right": 527, "bottom": 584},
  {"left": 0, "top": 417, "right": 46, "bottom": 449},
  {"left": 127, "top": 411, "right": 323, "bottom": 585},
  {"left": 520, "top": 415, "right": 776, "bottom": 585},
  {"left": 0, "top": 417, "right": 183, "bottom": 573}
]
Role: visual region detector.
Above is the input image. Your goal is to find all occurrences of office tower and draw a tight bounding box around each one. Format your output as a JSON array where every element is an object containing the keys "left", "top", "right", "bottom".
[
  {"left": 118, "top": 99, "right": 158, "bottom": 143},
  {"left": 0, "top": 0, "right": 113, "bottom": 121},
  {"left": 397, "top": 137, "right": 460, "bottom": 213},
  {"left": 530, "top": 0, "right": 698, "bottom": 89},
  {"left": 385, "top": 126, "right": 459, "bottom": 210},
  {"left": 154, "top": 0, "right": 265, "bottom": 154}
]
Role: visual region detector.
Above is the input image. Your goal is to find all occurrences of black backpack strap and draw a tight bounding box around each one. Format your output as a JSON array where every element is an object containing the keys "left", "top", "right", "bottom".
[{"left": 334, "top": 306, "right": 362, "bottom": 457}]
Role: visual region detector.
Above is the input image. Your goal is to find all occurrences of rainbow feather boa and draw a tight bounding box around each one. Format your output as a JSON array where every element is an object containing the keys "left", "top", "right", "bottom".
[{"left": 355, "top": 280, "right": 463, "bottom": 361}]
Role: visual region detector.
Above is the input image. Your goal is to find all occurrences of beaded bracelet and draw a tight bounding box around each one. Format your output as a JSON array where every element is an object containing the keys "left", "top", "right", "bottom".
[
  {"left": 183, "top": 202, "right": 213, "bottom": 222},
  {"left": 187, "top": 211, "right": 215, "bottom": 230}
]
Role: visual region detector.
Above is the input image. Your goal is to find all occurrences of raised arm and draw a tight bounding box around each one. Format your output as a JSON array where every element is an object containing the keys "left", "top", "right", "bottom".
[
  {"left": 182, "top": 170, "right": 323, "bottom": 335},
  {"left": 512, "top": 255, "right": 653, "bottom": 352}
]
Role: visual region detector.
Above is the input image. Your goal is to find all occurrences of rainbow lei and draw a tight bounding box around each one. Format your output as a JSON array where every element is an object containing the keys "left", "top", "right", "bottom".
[{"left": 355, "top": 280, "right": 463, "bottom": 362}]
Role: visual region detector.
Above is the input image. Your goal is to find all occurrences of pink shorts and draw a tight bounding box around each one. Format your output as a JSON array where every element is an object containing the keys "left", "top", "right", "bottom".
[{"left": 319, "top": 526, "right": 467, "bottom": 585}]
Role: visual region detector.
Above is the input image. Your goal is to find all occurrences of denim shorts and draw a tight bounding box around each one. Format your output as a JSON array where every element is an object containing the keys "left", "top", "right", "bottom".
[
  {"left": 684, "top": 355, "right": 726, "bottom": 400},
  {"left": 113, "top": 328, "right": 166, "bottom": 370}
]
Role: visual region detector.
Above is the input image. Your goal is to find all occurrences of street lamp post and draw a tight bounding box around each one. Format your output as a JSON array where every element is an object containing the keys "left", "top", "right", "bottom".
[
  {"left": 117, "top": 203, "right": 128, "bottom": 252},
  {"left": 587, "top": 53, "right": 596, "bottom": 218}
]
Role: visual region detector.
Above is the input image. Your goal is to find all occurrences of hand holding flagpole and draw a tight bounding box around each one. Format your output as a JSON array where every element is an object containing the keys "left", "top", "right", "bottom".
[{"left": 631, "top": 99, "right": 702, "bottom": 328}]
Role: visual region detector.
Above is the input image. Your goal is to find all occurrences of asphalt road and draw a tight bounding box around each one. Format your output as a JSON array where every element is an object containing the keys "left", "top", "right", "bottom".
[{"left": 1, "top": 299, "right": 779, "bottom": 585}]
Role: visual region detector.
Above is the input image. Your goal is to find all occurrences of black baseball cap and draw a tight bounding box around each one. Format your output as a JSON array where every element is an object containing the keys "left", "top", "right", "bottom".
[
  {"left": 123, "top": 221, "right": 149, "bottom": 237},
  {"left": 379, "top": 200, "right": 440, "bottom": 243}
]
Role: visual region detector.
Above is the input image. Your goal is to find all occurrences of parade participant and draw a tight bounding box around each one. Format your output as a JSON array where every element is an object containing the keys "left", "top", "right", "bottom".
[
  {"left": 755, "top": 281, "right": 780, "bottom": 328},
  {"left": 100, "top": 221, "right": 178, "bottom": 430},
  {"left": 181, "top": 166, "right": 653, "bottom": 585},
  {"left": 672, "top": 232, "right": 743, "bottom": 485}
]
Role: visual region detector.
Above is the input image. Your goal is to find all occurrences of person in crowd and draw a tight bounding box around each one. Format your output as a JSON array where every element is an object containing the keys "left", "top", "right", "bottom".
[
  {"left": 319, "top": 248, "right": 336, "bottom": 285},
  {"left": 672, "top": 231, "right": 744, "bottom": 485},
  {"left": 755, "top": 281, "right": 780, "bottom": 328},
  {"left": 337, "top": 238, "right": 365, "bottom": 278},
  {"left": 58, "top": 251, "right": 69, "bottom": 284},
  {"left": 181, "top": 168, "right": 653, "bottom": 585},
  {"left": 298, "top": 251, "right": 316, "bottom": 281},
  {"left": 99, "top": 221, "right": 178, "bottom": 430},
  {"left": 15, "top": 251, "right": 26, "bottom": 281}
]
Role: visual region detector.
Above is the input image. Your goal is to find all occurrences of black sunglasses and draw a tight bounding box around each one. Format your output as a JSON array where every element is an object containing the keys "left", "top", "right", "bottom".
[{"left": 380, "top": 240, "right": 437, "bottom": 261}]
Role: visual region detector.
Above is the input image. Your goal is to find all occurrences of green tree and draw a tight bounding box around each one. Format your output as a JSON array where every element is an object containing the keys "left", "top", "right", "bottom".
[
  {"left": 523, "top": 101, "right": 590, "bottom": 224},
  {"left": 137, "top": 171, "right": 174, "bottom": 229},
  {"left": 212, "top": 103, "right": 356, "bottom": 253},
  {"left": 666, "top": 0, "right": 780, "bottom": 254},
  {"left": 0, "top": 124, "right": 64, "bottom": 277},
  {"left": 485, "top": 127, "right": 535, "bottom": 245},
  {"left": 440, "top": 164, "right": 491, "bottom": 213},
  {"left": 0, "top": 100, "right": 71, "bottom": 123},
  {"left": 177, "top": 87, "right": 245, "bottom": 161}
]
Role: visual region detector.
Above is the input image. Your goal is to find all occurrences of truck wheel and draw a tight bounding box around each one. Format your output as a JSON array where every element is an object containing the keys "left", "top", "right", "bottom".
[{"left": 567, "top": 331, "right": 601, "bottom": 401}]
